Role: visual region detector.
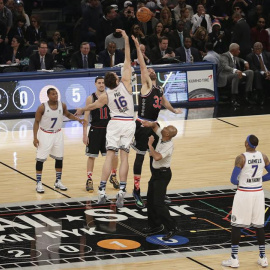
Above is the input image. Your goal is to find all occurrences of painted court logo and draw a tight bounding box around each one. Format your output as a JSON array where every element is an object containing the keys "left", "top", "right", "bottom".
[{"left": 0, "top": 188, "right": 269, "bottom": 269}]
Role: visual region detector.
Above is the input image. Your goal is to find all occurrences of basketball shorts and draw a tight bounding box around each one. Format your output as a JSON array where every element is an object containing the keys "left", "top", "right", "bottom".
[
  {"left": 86, "top": 127, "right": 107, "bottom": 157},
  {"left": 231, "top": 190, "right": 265, "bottom": 228},
  {"left": 106, "top": 120, "right": 136, "bottom": 153},
  {"left": 131, "top": 120, "right": 156, "bottom": 155},
  {"left": 36, "top": 129, "right": 64, "bottom": 162}
]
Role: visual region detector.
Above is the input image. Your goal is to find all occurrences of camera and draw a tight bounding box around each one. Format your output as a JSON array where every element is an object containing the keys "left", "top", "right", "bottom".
[
  {"left": 127, "top": 10, "right": 132, "bottom": 14},
  {"left": 57, "top": 37, "right": 62, "bottom": 43}
]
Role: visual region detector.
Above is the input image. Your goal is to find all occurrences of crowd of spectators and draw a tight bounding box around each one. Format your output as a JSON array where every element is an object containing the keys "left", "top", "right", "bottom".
[{"left": 0, "top": 0, "right": 270, "bottom": 104}]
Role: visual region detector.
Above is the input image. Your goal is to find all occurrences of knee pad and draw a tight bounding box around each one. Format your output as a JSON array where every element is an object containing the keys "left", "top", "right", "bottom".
[
  {"left": 133, "top": 154, "right": 145, "bottom": 175},
  {"left": 36, "top": 161, "right": 44, "bottom": 171},
  {"left": 55, "top": 159, "right": 63, "bottom": 169}
]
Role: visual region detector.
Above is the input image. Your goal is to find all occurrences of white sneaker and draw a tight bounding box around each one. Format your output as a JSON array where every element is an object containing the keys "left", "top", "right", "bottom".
[
  {"left": 258, "top": 256, "right": 268, "bottom": 267},
  {"left": 54, "top": 181, "right": 68, "bottom": 191},
  {"left": 36, "top": 182, "right": 44, "bottom": 193},
  {"left": 222, "top": 256, "right": 239, "bottom": 268},
  {"left": 97, "top": 189, "right": 107, "bottom": 204},
  {"left": 116, "top": 190, "right": 126, "bottom": 208}
]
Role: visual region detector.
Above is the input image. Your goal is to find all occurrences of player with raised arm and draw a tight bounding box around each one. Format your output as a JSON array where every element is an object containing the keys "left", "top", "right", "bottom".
[
  {"left": 131, "top": 35, "right": 182, "bottom": 208},
  {"left": 83, "top": 76, "right": 119, "bottom": 192},
  {"left": 33, "top": 88, "right": 85, "bottom": 193},
  {"left": 222, "top": 135, "right": 270, "bottom": 268},
  {"left": 76, "top": 29, "right": 135, "bottom": 208}
]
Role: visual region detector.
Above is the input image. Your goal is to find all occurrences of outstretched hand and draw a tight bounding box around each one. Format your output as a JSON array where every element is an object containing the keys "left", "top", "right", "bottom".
[
  {"left": 75, "top": 108, "right": 84, "bottom": 116},
  {"left": 131, "top": 35, "right": 140, "bottom": 48},
  {"left": 174, "top": 108, "right": 183, "bottom": 114},
  {"left": 116, "top": 29, "right": 127, "bottom": 39}
]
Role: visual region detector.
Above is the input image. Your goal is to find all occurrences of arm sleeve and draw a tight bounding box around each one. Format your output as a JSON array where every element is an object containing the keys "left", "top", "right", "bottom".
[
  {"left": 262, "top": 164, "right": 270, "bottom": 182},
  {"left": 230, "top": 166, "right": 241, "bottom": 185}
]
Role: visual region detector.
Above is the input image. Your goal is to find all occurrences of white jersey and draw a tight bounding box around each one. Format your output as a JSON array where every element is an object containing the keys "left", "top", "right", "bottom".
[
  {"left": 39, "top": 101, "right": 63, "bottom": 131},
  {"left": 238, "top": 151, "right": 265, "bottom": 191},
  {"left": 106, "top": 82, "right": 134, "bottom": 120}
]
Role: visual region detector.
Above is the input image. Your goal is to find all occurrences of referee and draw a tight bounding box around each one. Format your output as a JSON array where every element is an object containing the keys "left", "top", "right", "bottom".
[{"left": 141, "top": 121, "right": 180, "bottom": 240}]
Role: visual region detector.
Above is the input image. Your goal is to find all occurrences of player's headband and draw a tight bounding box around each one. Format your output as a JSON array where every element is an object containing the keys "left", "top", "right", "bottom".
[{"left": 247, "top": 135, "right": 256, "bottom": 149}]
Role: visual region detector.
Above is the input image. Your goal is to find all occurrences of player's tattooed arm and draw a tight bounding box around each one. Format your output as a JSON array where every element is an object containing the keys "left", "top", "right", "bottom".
[{"left": 235, "top": 154, "right": 245, "bottom": 169}]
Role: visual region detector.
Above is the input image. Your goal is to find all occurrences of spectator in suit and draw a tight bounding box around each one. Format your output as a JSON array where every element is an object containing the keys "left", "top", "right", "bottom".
[
  {"left": 98, "top": 41, "right": 124, "bottom": 67},
  {"left": 203, "top": 42, "right": 220, "bottom": 65},
  {"left": 149, "top": 36, "right": 176, "bottom": 64},
  {"left": 7, "top": 15, "right": 26, "bottom": 44},
  {"left": 246, "top": 42, "right": 270, "bottom": 105},
  {"left": 71, "top": 41, "right": 97, "bottom": 69},
  {"left": 191, "top": 4, "right": 212, "bottom": 34},
  {"left": 28, "top": 40, "right": 54, "bottom": 71},
  {"left": 250, "top": 17, "right": 270, "bottom": 52},
  {"left": 175, "top": 36, "right": 202, "bottom": 63},
  {"left": 217, "top": 43, "right": 254, "bottom": 107},
  {"left": 4, "top": 35, "right": 25, "bottom": 64},
  {"left": 131, "top": 43, "right": 151, "bottom": 65},
  {"left": 231, "top": 12, "right": 251, "bottom": 59},
  {"left": 169, "top": 20, "right": 188, "bottom": 50},
  {"left": 25, "top": 15, "right": 47, "bottom": 45}
]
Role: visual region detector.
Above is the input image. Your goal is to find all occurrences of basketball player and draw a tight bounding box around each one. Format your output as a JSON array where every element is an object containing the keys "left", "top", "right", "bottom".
[
  {"left": 33, "top": 88, "right": 85, "bottom": 193},
  {"left": 222, "top": 135, "right": 270, "bottom": 268},
  {"left": 83, "top": 76, "right": 119, "bottom": 192},
  {"left": 76, "top": 29, "right": 135, "bottom": 208},
  {"left": 131, "top": 35, "right": 182, "bottom": 208}
]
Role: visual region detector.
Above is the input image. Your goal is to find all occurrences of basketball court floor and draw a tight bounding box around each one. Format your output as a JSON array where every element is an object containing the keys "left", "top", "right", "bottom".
[{"left": 1, "top": 103, "right": 270, "bottom": 270}]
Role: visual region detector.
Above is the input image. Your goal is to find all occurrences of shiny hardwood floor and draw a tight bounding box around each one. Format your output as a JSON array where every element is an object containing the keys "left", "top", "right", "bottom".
[{"left": 1, "top": 106, "right": 270, "bottom": 269}]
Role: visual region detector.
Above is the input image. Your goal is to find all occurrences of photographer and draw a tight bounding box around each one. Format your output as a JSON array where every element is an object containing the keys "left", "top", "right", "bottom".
[
  {"left": 119, "top": 1, "right": 138, "bottom": 36},
  {"left": 208, "top": 20, "right": 229, "bottom": 54}
]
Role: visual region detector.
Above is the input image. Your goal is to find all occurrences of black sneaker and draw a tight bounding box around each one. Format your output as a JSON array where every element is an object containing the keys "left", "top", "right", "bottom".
[
  {"left": 142, "top": 224, "right": 164, "bottom": 235},
  {"left": 162, "top": 227, "right": 181, "bottom": 241},
  {"left": 86, "top": 179, "right": 94, "bottom": 192},
  {"left": 109, "top": 175, "right": 120, "bottom": 189},
  {"left": 133, "top": 189, "right": 145, "bottom": 208}
]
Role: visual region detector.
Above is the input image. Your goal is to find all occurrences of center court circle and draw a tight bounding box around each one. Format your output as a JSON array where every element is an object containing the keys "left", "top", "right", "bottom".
[
  {"left": 146, "top": 235, "right": 189, "bottom": 246},
  {"left": 97, "top": 239, "right": 141, "bottom": 250}
]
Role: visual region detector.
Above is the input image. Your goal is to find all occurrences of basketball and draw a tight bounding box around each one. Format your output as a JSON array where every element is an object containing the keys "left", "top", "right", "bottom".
[{"left": 136, "top": 7, "right": 152, "bottom": 23}]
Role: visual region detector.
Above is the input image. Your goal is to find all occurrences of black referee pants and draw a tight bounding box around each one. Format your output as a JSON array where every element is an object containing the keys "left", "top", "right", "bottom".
[{"left": 147, "top": 168, "right": 175, "bottom": 230}]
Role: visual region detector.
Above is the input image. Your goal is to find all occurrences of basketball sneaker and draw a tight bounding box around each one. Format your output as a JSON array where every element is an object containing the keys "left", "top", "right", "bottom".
[
  {"left": 109, "top": 175, "right": 120, "bottom": 189},
  {"left": 116, "top": 189, "right": 126, "bottom": 208},
  {"left": 133, "top": 189, "right": 145, "bottom": 208},
  {"left": 97, "top": 189, "right": 107, "bottom": 204},
  {"left": 54, "top": 181, "right": 68, "bottom": 191},
  {"left": 86, "top": 179, "right": 94, "bottom": 192},
  {"left": 222, "top": 256, "right": 239, "bottom": 268},
  {"left": 258, "top": 256, "right": 268, "bottom": 267},
  {"left": 36, "top": 182, "right": 44, "bottom": 193}
]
